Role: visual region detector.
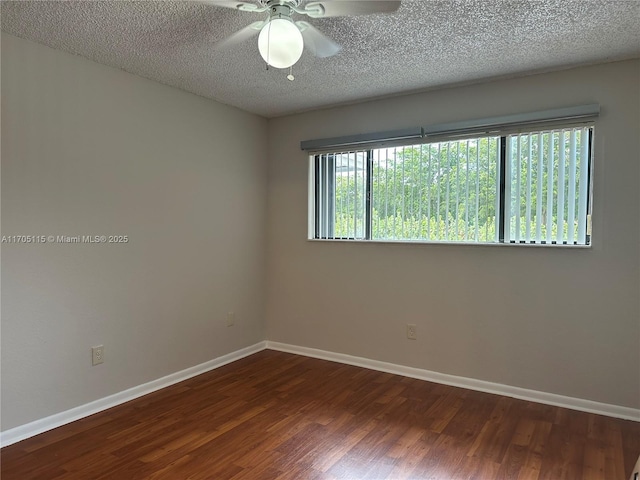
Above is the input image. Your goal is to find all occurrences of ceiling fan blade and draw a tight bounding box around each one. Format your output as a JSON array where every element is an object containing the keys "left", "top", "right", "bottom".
[
  {"left": 216, "top": 21, "right": 265, "bottom": 49},
  {"left": 296, "top": 21, "right": 341, "bottom": 58},
  {"left": 192, "top": 1, "right": 264, "bottom": 12},
  {"left": 303, "top": 1, "right": 401, "bottom": 18}
]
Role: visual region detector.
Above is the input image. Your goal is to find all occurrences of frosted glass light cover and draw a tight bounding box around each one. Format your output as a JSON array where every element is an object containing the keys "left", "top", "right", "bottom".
[{"left": 258, "top": 18, "right": 304, "bottom": 69}]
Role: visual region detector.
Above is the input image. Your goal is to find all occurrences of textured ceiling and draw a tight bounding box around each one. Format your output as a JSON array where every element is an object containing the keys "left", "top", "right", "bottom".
[{"left": 2, "top": 1, "right": 639, "bottom": 117}]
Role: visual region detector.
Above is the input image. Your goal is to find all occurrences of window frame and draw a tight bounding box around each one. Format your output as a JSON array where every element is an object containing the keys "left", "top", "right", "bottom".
[{"left": 309, "top": 123, "right": 594, "bottom": 247}]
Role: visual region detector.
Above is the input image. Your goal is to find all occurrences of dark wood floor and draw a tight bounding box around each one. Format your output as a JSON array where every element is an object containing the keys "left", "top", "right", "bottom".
[{"left": 2, "top": 350, "right": 639, "bottom": 479}]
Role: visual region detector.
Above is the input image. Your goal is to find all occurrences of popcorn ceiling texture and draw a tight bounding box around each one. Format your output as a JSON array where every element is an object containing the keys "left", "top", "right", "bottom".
[{"left": 2, "top": 0, "right": 639, "bottom": 117}]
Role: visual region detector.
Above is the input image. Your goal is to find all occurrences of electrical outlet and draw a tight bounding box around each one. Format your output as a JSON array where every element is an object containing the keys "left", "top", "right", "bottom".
[
  {"left": 227, "top": 312, "right": 235, "bottom": 327},
  {"left": 92, "top": 345, "right": 104, "bottom": 365},
  {"left": 407, "top": 324, "right": 417, "bottom": 340}
]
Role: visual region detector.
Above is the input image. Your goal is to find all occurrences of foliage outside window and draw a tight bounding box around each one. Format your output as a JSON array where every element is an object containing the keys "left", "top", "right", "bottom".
[{"left": 310, "top": 125, "right": 592, "bottom": 246}]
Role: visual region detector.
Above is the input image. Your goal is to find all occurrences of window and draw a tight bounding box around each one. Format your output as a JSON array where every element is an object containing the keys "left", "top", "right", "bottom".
[{"left": 310, "top": 125, "right": 593, "bottom": 246}]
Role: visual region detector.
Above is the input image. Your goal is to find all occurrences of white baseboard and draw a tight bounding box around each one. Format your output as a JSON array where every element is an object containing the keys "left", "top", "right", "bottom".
[
  {"left": 0, "top": 341, "right": 267, "bottom": 447},
  {"left": 3, "top": 339, "right": 637, "bottom": 448},
  {"left": 266, "top": 341, "right": 640, "bottom": 422}
]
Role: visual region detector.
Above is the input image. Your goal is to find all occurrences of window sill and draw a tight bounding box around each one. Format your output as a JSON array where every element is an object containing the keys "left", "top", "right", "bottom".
[{"left": 307, "top": 238, "right": 592, "bottom": 248}]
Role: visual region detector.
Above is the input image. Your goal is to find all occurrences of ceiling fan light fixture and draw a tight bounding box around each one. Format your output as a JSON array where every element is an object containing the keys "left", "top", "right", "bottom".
[{"left": 258, "top": 17, "right": 304, "bottom": 69}]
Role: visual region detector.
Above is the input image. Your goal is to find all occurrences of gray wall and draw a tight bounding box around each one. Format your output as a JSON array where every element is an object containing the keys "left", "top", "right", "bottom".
[
  {"left": 266, "top": 60, "right": 640, "bottom": 410},
  {"left": 1, "top": 33, "right": 268, "bottom": 430}
]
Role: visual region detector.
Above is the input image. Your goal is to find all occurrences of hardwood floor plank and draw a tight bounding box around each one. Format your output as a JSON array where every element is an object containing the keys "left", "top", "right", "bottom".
[
  {"left": 538, "top": 427, "right": 585, "bottom": 480},
  {"left": 309, "top": 419, "right": 379, "bottom": 473},
  {"left": 410, "top": 433, "right": 468, "bottom": 479},
  {"left": 495, "top": 443, "right": 528, "bottom": 479},
  {"left": 583, "top": 440, "right": 607, "bottom": 480},
  {"left": 620, "top": 418, "right": 640, "bottom": 477},
  {"left": 2, "top": 350, "right": 638, "bottom": 480},
  {"left": 511, "top": 420, "right": 551, "bottom": 480},
  {"left": 452, "top": 455, "right": 502, "bottom": 480}
]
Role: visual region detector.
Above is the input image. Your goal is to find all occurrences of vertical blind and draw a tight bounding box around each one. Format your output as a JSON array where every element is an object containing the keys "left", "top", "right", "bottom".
[
  {"left": 505, "top": 127, "right": 591, "bottom": 244},
  {"left": 313, "top": 125, "right": 592, "bottom": 245},
  {"left": 315, "top": 137, "right": 501, "bottom": 242},
  {"left": 315, "top": 151, "right": 368, "bottom": 239}
]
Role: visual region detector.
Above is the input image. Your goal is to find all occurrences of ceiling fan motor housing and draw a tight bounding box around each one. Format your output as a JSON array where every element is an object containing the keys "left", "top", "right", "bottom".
[
  {"left": 263, "top": 0, "right": 323, "bottom": 18},
  {"left": 269, "top": 3, "right": 293, "bottom": 19},
  {"left": 263, "top": 0, "right": 301, "bottom": 8}
]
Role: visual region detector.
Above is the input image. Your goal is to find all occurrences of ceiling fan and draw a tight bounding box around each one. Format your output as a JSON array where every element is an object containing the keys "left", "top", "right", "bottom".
[{"left": 203, "top": 1, "right": 401, "bottom": 72}]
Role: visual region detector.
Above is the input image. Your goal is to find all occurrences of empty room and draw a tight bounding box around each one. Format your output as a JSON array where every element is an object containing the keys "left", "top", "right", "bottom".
[{"left": 1, "top": 1, "right": 639, "bottom": 479}]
